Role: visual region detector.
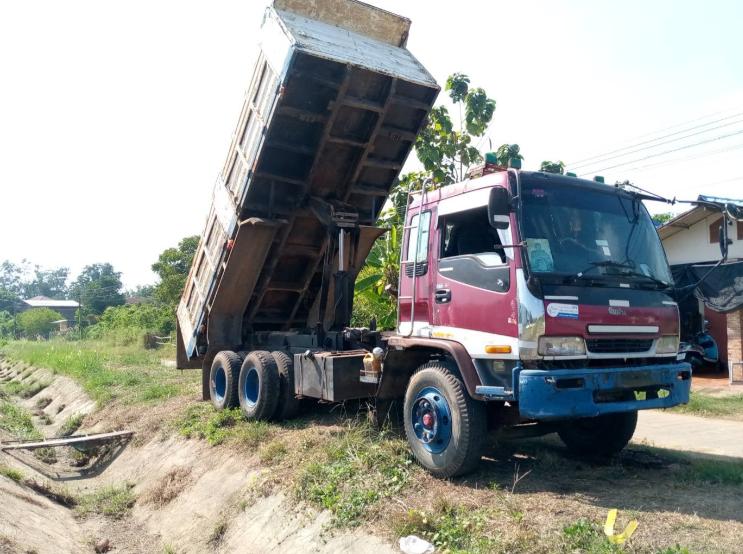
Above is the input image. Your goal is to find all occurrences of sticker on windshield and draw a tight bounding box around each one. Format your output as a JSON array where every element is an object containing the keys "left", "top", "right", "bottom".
[
  {"left": 546, "top": 303, "right": 579, "bottom": 319},
  {"left": 526, "top": 238, "right": 554, "bottom": 272},
  {"left": 595, "top": 239, "right": 611, "bottom": 256}
]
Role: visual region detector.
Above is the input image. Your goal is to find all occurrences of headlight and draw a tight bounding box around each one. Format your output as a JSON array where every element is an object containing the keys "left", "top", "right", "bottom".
[
  {"left": 538, "top": 336, "right": 586, "bottom": 356},
  {"left": 656, "top": 335, "right": 680, "bottom": 354}
]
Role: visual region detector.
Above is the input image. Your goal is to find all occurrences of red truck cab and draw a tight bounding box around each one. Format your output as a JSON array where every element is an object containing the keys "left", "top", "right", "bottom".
[{"left": 398, "top": 169, "right": 690, "bottom": 424}]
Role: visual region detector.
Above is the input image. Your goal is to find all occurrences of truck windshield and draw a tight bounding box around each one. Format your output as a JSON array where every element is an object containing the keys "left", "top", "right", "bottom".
[{"left": 519, "top": 179, "right": 673, "bottom": 287}]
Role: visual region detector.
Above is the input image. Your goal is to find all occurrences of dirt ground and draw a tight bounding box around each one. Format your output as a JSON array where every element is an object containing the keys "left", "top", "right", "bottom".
[{"left": 1, "top": 355, "right": 743, "bottom": 553}]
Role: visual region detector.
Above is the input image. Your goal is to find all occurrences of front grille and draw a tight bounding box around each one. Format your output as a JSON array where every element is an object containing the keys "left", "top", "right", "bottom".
[{"left": 586, "top": 338, "right": 653, "bottom": 354}]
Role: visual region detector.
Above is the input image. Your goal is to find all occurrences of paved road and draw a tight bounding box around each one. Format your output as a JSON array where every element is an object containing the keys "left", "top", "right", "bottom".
[{"left": 633, "top": 410, "right": 743, "bottom": 458}]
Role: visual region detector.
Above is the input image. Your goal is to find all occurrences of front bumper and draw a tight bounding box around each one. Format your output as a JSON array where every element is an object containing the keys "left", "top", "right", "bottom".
[{"left": 517, "top": 362, "right": 692, "bottom": 420}]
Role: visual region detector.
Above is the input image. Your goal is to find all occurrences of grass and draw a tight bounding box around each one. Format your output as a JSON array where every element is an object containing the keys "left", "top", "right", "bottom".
[
  {"left": 0, "top": 464, "right": 24, "bottom": 483},
  {"left": 142, "top": 466, "right": 192, "bottom": 507},
  {"left": 395, "top": 502, "right": 500, "bottom": 553},
  {"left": 0, "top": 399, "right": 43, "bottom": 440},
  {"left": 672, "top": 391, "right": 743, "bottom": 419},
  {"left": 560, "top": 519, "right": 622, "bottom": 554},
  {"left": 259, "top": 439, "right": 288, "bottom": 464},
  {"left": 1, "top": 378, "right": 50, "bottom": 399},
  {"left": 0, "top": 399, "right": 56, "bottom": 462},
  {"left": 176, "top": 404, "right": 273, "bottom": 447},
  {"left": 678, "top": 456, "right": 743, "bottom": 485},
  {"left": 75, "top": 483, "right": 136, "bottom": 519},
  {"left": 208, "top": 518, "right": 228, "bottom": 547},
  {"left": 1, "top": 339, "right": 199, "bottom": 405},
  {"left": 58, "top": 413, "right": 84, "bottom": 437},
  {"left": 293, "top": 422, "right": 414, "bottom": 527}
]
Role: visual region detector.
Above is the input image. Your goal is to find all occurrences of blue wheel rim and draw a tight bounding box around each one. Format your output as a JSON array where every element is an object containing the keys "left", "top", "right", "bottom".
[
  {"left": 214, "top": 367, "right": 226, "bottom": 403},
  {"left": 243, "top": 367, "right": 259, "bottom": 407},
  {"left": 411, "top": 386, "right": 452, "bottom": 454}
]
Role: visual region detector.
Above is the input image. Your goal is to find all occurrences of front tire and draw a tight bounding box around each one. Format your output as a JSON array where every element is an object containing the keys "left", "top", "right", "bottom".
[
  {"left": 238, "top": 351, "right": 280, "bottom": 420},
  {"left": 209, "top": 351, "right": 241, "bottom": 410},
  {"left": 403, "top": 362, "right": 486, "bottom": 478},
  {"left": 557, "top": 411, "right": 638, "bottom": 457}
]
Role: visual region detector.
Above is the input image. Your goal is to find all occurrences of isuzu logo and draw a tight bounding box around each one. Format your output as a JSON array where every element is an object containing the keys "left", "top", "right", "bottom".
[{"left": 608, "top": 307, "right": 626, "bottom": 316}]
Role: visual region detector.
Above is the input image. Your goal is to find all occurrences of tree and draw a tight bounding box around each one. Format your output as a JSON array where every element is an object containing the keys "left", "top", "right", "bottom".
[
  {"left": 0, "top": 288, "right": 20, "bottom": 313},
  {"left": 16, "top": 308, "right": 63, "bottom": 337},
  {"left": 414, "top": 73, "right": 496, "bottom": 186},
  {"left": 540, "top": 160, "right": 565, "bottom": 174},
  {"left": 21, "top": 266, "right": 69, "bottom": 299},
  {"left": 69, "top": 263, "right": 125, "bottom": 315},
  {"left": 0, "top": 310, "right": 14, "bottom": 338},
  {"left": 494, "top": 143, "right": 523, "bottom": 167},
  {"left": 652, "top": 212, "right": 674, "bottom": 226},
  {"left": 125, "top": 285, "right": 155, "bottom": 302},
  {"left": 0, "top": 260, "right": 27, "bottom": 297},
  {"left": 152, "top": 236, "right": 199, "bottom": 307},
  {"left": 353, "top": 74, "right": 504, "bottom": 327}
]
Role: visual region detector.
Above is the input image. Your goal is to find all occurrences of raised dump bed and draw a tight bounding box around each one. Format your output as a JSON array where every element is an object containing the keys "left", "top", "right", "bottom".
[{"left": 177, "top": 0, "right": 439, "bottom": 364}]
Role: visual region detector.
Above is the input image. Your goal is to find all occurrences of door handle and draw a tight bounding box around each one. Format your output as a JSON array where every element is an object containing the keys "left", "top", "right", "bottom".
[{"left": 435, "top": 288, "right": 451, "bottom": 304}]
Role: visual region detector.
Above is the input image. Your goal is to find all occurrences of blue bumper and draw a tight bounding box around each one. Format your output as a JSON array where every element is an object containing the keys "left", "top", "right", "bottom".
[{"left": 517, "top": 363, "right": 692, "bottom": 420}]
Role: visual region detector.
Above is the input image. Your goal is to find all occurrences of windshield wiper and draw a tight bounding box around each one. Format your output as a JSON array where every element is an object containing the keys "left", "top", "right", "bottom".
[
  {"left": 613, "top": 269, "right": 670, "bottom": 289},
  {"left": 564, "top": 260, "right": 633, "bottom": 284},
  {"left": 564, "top": 260, "right": 669, "bottom": 289}
]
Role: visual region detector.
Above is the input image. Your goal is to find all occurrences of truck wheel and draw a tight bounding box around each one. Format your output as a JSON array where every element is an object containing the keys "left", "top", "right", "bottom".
[
  {"left": 271, "top": 351, "right": 300, "bottom": 421},
  {"left": 238, "top": 351, "right": 280, "bottom": 420},
  {"left": 557, "top": 411, "right": 638, "bottom": 457},
  {"left": 209, "top": 351, "right": 241, "bottom": 410},
  {"left": 403, "top": 362, "right": 486, "bottom": 478}
]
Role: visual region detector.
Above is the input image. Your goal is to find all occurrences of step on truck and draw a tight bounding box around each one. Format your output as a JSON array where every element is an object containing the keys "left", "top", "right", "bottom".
[{"left": 177, "top": 0, "right": 727, "bottom": 477}]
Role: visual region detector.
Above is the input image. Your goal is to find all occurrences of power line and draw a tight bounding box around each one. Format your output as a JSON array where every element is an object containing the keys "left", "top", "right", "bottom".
[
  {"left": 613, "top": 141, "right": 743, "bottom": 175},
  {"left": 569, "top": 111, "right": 743, "bottom": 170},
  {"left": 578, "top": 128, "right": 743, "bottom": 176}
]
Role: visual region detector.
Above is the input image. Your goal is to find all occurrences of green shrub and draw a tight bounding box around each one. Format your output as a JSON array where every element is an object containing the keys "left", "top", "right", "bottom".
[
  {"left": 16, "top": 308, "right": 64, "bottom": 338},
  {"left": 87, "top": 303, "right": 175, "bottom": 339}
]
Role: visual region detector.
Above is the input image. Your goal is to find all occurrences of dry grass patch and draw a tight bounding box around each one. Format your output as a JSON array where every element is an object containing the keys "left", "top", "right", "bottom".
[
  {"left": 75, "top": 483, "right": 136, "bottom": 519},
  {"left": 142, "top": 467, "right": 193, "bottom": 507}
]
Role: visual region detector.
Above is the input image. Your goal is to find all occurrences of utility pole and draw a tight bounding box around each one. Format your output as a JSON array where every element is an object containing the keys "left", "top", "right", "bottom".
[{"left": 78, "top": 291, "right": 83, "bottom": 340}]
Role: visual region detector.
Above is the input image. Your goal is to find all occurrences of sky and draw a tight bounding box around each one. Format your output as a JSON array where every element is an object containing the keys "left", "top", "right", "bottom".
[{"left": 1, "top": 0, "right": 742, "bottom": 289}]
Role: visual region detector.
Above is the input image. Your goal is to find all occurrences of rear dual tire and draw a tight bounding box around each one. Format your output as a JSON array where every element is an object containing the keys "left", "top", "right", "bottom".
[
  {"left": 238, "top": 351, "right": 280, "bottom": 420},
  {"left": 209, "top": 351, "right": 241, "bottom": 410},
  {"left": 209, "top": 349, "right": 299, "bottom": 422}
]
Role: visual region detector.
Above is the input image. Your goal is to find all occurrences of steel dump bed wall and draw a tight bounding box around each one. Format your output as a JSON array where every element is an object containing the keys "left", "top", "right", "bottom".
[{"left": 177, "top": 0, "right": 438, "bottom": 360}]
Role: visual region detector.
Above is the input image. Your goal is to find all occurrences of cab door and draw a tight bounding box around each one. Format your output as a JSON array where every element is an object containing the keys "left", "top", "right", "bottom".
[
  {"left": 398, "top": 208, "right": 433, "bottom": 335},
  {"left": 432, "top": 202, "right": 518, "bottom": 348}
]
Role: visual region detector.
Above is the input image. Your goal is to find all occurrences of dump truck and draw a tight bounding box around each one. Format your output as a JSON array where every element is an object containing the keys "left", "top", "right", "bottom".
[{"left": 177, "top": 0, "right": 708, "bottom": 477}]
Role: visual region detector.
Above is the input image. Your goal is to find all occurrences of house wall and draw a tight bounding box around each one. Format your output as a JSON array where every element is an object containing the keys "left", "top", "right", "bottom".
[
  {"left": 660, "top": 210, "right": 743, "bottom": 378},
  {"left": 662, "top": 212, "right": 743, "bottom": 265}
]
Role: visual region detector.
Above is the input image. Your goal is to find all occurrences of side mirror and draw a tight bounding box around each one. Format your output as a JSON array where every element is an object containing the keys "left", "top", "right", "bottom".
[{"left": 488, "top": 187, "right": 512, "bottom": 229}]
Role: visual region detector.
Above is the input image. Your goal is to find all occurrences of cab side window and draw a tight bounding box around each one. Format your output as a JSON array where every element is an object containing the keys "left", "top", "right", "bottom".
[
  {"left": 441, "top": 207, "right": 507, "bottom": 265},
  {"left": 404, "top": 211, "right": 431, "bottom": 276},
  {"left": 438, "top": 206, "right": 511, "bottom": 293}
]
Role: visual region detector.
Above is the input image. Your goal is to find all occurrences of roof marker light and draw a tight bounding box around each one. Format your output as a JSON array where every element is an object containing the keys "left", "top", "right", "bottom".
[{"left": 593, "top": 175, "right": 605, "bottom": 183}]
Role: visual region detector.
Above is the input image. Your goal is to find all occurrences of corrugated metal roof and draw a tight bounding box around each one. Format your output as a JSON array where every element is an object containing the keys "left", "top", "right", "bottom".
[
  {"left": 23, "top": 296, "right": 80, "bottom": 308},
  {"left": 658, "top": 194, "right": 743, "bottom": 240}
]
